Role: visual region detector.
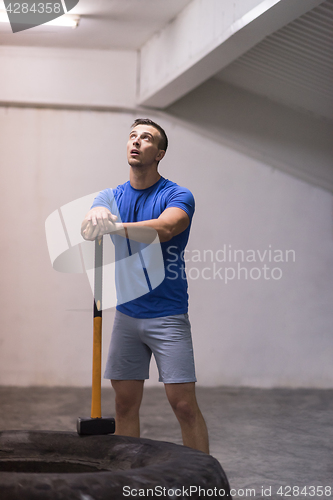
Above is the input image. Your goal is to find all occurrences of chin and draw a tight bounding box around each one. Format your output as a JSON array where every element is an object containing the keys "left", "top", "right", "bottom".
[{"left": 129, "top": 160, "right": 142, "bottom": 167}]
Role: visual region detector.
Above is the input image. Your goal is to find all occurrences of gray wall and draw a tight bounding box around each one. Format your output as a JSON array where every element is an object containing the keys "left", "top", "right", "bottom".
[{"left": 0, "top": 79, "right": 332, "bottom": 387}]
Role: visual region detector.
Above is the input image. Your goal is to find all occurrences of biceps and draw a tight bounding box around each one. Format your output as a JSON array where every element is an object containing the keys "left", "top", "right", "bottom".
[{"left": 158, "top": 207, "right": 190, "bottom": 237}]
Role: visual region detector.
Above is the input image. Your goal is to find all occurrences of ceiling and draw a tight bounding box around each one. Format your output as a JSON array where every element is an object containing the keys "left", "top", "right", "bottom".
[
  {"left": 215, "top": 0, "right": 333, "bottom": 121},
  {"left": 0, "top": 0, "right": 193, "bottom": 50},
  {"left": 0, "top": 0, "right": 331, "bottom": 122}
]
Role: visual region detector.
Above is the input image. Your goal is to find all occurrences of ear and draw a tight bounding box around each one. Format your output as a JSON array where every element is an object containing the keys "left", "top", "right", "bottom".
[{"left": 156, "top": 150, "right": 165, "bottom": 162}]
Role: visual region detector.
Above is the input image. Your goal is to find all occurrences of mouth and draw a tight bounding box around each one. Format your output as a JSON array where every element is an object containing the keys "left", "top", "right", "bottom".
[{"left": 130, "top": 149, "right": 140, "bottom": 156}]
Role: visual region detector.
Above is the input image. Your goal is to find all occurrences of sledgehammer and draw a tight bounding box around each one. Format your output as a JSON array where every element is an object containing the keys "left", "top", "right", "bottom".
[{"left": 77, "top": 236, "right": 115, "bottom": 435}]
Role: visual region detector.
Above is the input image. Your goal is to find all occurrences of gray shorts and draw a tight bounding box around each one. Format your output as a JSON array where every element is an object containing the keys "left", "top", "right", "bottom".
[{"left": 104, "top": 310, "right": 197, "bottom": 384}]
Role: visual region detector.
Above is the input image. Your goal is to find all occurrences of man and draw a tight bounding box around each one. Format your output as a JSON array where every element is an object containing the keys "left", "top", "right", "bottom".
[{"left": 81, "top": 118, "right": 209, "bottom": 454}]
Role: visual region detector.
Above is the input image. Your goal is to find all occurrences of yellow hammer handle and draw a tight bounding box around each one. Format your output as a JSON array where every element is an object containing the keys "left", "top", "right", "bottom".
[{"left": 91, "top": 316, "right": 102, "bottom": 418}]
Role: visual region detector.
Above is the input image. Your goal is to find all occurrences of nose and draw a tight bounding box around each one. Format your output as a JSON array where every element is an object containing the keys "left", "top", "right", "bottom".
[{"left": 133, "top": 136, "right": 140, "bottom": 147}]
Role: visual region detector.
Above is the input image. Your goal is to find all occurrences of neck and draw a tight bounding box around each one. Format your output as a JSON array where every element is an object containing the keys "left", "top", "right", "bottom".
[{"left": 129, "top": 165, "right": 161, "bottom": 190}]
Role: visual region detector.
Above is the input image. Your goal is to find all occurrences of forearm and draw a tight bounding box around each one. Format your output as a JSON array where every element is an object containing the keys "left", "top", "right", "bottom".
[
  {"left": 81, "top": 206, "right": 188, "bottom": 243},
  {"left": 118, "top": 208, "right": 189, "bottom": 242},
  {"left": 120, "top": 219, "right": 172, "bottom": 243}
]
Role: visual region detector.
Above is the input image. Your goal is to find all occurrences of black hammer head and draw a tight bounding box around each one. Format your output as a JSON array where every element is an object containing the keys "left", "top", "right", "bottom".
[{"left": 77, "top": 417, "right": 115, "bottom": 435}]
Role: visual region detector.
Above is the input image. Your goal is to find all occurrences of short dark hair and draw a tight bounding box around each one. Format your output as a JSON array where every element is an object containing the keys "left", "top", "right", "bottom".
[{"left": 131, "top": 118, "right": 168, "bottom": 152}]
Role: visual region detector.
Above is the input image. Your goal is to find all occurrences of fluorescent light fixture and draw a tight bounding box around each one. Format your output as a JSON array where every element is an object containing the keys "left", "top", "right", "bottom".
[
  {"left": 44, "top": 14, "right": 79, "bottom": 28},
  {"left": 0, "top": 11, "right": 9, "bottom": 23},
  {"left": 0, "top": 10, "right": 80, "bottom": 28}
]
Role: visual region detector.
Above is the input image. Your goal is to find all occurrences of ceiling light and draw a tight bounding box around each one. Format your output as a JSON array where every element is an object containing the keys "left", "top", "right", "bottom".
[
  {"left": 0, "top": 11, "right": 9, "bottom": 23},
  {"left": 0, "top": 10, "right": 80, "bottom": 28},
  {"left": 44, "top": 15, "right": 79, "bottom": 28}
]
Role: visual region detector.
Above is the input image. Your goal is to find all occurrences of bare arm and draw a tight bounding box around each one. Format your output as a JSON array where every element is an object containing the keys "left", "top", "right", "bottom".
[
  {"left": 124, "top": 207, "right": 189, "bottom": 242},
  {"left": 81, "top": 206, "right": 189, "bottom": 243}
]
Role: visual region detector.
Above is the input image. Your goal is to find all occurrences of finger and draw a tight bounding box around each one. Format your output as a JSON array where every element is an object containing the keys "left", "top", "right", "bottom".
[
  {"left": 81, "top": 220, "right": 89, "bottom": 234},
  {"left": 95, "top": 210, "right": 108, "bottom": 231},
  {"left": 100, "top": 218, "right": 108, "bottom": 233},
  {"left": 101, "top": 212, "right": 109, "bottom": 232},
  {"left": 93, "top": 221, "right": 103, "bottom": 238},
  {"left": 82, "top": 222, "right": 93, "bottom": 240},
  {"left": 88, "top": 222, "right": 98, "bottom": 240}
]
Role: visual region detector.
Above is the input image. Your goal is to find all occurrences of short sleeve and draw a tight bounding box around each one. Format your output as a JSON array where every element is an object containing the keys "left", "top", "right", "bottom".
[
  {"left": 165, "top": 186, "right": 195, "bottom": 221},
  {"left": 91, "top": 187, "right": 124, "bottom": 223},
  {"left": 91, "top": 188, "right": 114, "bottom": 211}
]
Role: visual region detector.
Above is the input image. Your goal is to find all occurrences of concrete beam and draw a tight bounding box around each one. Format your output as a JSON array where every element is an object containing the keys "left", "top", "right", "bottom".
[
  {"left": 167, "top": 79, "right": 333, "bottom": 193},
  {"left": 0, "top": 46, "right": 137, "bottom": 109},
  {"left": 138, "top": 0, "right": 324, "bottom": 108}
]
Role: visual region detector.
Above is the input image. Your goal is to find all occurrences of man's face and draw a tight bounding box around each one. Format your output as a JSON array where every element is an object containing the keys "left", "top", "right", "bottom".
[{"left": 127, "top": 124, "right": 165, "bottom": 168}]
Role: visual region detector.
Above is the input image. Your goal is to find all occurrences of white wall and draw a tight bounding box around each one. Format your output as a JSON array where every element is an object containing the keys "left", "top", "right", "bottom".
[
  {"left": 0, "top": 46, "right": 137, "bottom": 109},
  {"left": 165, "top": 126, "right": 333, "bottom": 388},
  {"left": 0, "top": 87, "right": 333, "bottom": 387},
  {"left": 166, "top": 81, "right": 333, "bottom": 387},
  {"left": 0, "top": 107, "right": 136, "bottom": 387}
]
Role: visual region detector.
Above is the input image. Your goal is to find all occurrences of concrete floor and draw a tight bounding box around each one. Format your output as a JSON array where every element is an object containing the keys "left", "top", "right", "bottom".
[{"left": 0, "top": 386, "right": 332, "bottom": 499}]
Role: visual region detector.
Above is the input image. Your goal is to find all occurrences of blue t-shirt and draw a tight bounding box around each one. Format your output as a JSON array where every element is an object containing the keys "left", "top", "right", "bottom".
[{"left": 91, "top": 177, "right": 195, "bottom": 318}]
